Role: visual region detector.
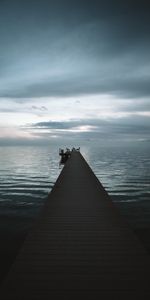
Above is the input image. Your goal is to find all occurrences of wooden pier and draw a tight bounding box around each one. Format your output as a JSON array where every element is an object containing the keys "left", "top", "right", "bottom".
[{"left": 0, "top": 151, "right": 150, "bottom": 298}]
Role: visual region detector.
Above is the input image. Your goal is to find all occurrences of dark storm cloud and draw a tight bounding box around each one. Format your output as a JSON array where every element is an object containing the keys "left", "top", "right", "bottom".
[
  {"left": 31, "top": 115, "right": 150, "bottom": 135},
  {"left": 31, "top": 119, "right": 104, "bottom": 130},
  {"left": 32, "top": 121, "right": 79, "bottom": 129},
  {"left": 0, "top": 0, "right": 150, "bottom": 99}
]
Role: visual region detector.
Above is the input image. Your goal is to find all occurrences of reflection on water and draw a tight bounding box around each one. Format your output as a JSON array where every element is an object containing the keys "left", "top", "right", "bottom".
[
  {"left": 0, "top": 146, "right": 60, "bottom": 219},
  {"left": 86, "top": 145, "right": 150, "bottom": 228},
  {"left": 0, "top": 144, "right": 150, "bottom": 229}
]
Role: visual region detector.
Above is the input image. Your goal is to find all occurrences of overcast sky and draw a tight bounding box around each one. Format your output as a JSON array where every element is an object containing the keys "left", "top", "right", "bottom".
[{"left": 0, "top": 0, "right": 150, "bottom": 145}]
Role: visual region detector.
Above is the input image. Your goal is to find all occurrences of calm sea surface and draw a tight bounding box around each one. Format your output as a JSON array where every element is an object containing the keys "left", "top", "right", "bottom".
[{"left": 0, "top": 144, "right": 150, "bottom": 236}]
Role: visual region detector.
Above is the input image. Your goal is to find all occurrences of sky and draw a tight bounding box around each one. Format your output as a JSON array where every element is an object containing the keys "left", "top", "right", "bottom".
[{"left": 0, "top": 0, "right": 150, "bottom": 146}]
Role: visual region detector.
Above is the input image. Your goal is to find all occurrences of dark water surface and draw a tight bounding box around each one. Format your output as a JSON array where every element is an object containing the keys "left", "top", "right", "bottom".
[
  {"left": 0, "top": 144, "right": 150, "bottom": 281},
  {"left": 86, "top": 145, "right": 150, "bottom": 228}
]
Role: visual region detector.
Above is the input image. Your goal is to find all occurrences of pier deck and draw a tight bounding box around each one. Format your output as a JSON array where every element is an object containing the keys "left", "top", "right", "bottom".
[{"left": 0, "top": 151, "right": 150, "bottom": 298}]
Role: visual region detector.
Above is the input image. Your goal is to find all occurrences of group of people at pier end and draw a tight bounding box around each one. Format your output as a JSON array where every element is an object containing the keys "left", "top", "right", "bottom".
[{"left": 59, "top": 147, "right": 80, "bottom": 165}]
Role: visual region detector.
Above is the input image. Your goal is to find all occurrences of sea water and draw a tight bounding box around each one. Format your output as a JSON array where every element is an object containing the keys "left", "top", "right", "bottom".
[{"left": 0, "top": 144, "right": 150, "bottom": 237}]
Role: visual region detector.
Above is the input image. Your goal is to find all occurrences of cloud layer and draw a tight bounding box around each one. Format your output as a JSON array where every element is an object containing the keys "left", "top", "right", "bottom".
[
  {"left": 0, "top": 0, "right": 150, "bottom": 99},
  {"left": 0, "top": 0, "right": 150, "bottom": 144}
]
